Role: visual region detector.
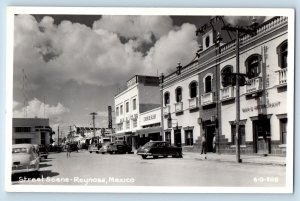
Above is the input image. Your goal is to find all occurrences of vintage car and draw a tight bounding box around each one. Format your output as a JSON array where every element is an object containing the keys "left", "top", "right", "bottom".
[
  {"left": 12, "top": 144, "right": 40, "bottom": 175},
  {"left": 107, "top": 141, "right": 132, "bottom": 154},
  {"left": 137, "top": 141, "right": 182, "bottom": 159},
  {"left": 38, "top": 145, "right": 49, "bottom": 159},
  {"left": 88, "top": 142, "right": 102, "bottom": 154},
  {"left": 99, "top": 142, "right": 114, "bottom": 154}
]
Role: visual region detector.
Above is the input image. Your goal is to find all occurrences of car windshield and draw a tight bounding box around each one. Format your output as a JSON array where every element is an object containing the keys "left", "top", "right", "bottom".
[
  {"left": 143, "top": 142, "right": 157, "bottom": 148},
  {"left": 12, "top": 148, "right": 29, "bottom": 154}
]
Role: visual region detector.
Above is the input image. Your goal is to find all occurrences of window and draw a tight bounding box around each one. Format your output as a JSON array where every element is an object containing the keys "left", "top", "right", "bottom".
[
  {"left": 126, "top": 102, "right": 129, "bottom": 113},
  {"left": 205, "top": 36, "right": 210, "bottom": 48},
  {"left": 120, "top": 105, "right": 123, "bottom": 115},
  {"left": 246, "top": 55, "right": 261, "bottom": 79},
  {"left": 205, "top": 76, "right": 212, "bottom": 93},
  {"left": 231, "top": 124, "right": 245, "bottom": 145},
  {"left": 164, "top": 92, "right": 170, "bottom": 106},
  {"left": 126, "top": 121, "right": 130, "bottom": 129},
  {"left": 185, "top": 130, "right": 194, "bottom": 146},
  {"left": 15, "top": 138, "right": 31, "bottom": 144},
  {"left": 175, "top": 87, "right": 182, "bottom": 102},
  {"left": 280, "top": 118, "right": 287, "bottom": 144},
  {"left": 132, "top": 98, "right": 136, "bottom": 110},
  {"left": 189, "top": 81, "right": 198, "bottom": 98},
  {"left": 133, "top": 119, "right": 138, "bottom": 128},
  {"left": 277, "top": 41, "right": 288, "bottom": 68},
  {"left": 221, "top": 66, "right": 235, "bottom": 87},
  {"left": 116, "top": 107, "right": 119, "bottom": 116},
  {"left": 15, "top": 127, "right": 31, "bottom": 132}
]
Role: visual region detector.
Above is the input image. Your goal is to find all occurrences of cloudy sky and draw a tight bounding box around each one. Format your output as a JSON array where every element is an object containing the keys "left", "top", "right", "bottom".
[{"left": 12, "top": 14, "right": 269, "bottom": 137}]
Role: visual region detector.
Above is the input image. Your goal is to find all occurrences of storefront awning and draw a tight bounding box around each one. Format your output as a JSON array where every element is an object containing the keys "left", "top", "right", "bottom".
[{"left": 136, "top": 127, "right": 161, "bottom": 135}]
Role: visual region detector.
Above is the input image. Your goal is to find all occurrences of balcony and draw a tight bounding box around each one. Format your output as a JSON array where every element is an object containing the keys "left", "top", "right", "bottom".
[
  {"left": 277, "top": 68, "right": 287, "bottom": 86},
  {"left": 245, "top": 77, "right": 262, "bottom": 94},
  {"left": 220, "top": 86, "right": 235, "bottom": 101},
  {"left": 163, "top": 105, "right": 170, "bottom": 116},
  {"left": 188, "top": 97, "right": 199, "bottom": 110},
  {"left": 201, "top": 92, "right": 215, "bottom": 106},
  {"left": 175, "top": 102, "right": 183, "bottom": 113}
]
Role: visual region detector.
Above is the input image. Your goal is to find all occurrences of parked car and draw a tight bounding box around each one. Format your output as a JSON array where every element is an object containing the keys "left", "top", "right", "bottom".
[
  {"left": 12, "top": 144, "right": 40, "bottom": 175},
  {"left": 107, "top": 141, "right": 132, "bottom": 154},
  {"left": 70, "top": 143, "right": 79, "bottom": 152},
  {"left": 38, "top": 145, "right": 49, "bottom": 159},
  {"left": 137, "top": 141, "right": 182, "bottom": 159},
  {"left": 99, "top": 142, "right": 114, "bottom": 154},
  {"left": 88, "top": 142, "right": 102, "bottom": 154}
]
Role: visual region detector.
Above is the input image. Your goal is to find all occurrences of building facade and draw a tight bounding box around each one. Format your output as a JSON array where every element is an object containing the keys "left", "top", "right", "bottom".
[
  {"left": 12, "top": 118, "right": 53, "bottom": 145},
  {"left": 161, "top": 16, "right": 288, "bottom": 156},
  {"left": 114, "top": 75, "right": 161, "bottom": 149}
]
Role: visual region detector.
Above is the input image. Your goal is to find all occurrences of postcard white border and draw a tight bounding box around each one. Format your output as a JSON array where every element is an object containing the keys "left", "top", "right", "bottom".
[{"left": 5, "top": 6, "right": 295, "bottom": 193}]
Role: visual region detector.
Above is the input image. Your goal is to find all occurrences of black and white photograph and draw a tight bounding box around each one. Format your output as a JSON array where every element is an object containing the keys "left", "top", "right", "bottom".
[{"left": 5, "top": 7, "right": 294, "bottom": 193}]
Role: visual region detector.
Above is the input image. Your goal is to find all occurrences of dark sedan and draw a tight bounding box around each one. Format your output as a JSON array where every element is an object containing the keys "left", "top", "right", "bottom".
[
  {"left": 137, "top": 141, "right": 182, "bottom": 159},
  {"left": 107, "top": 141, "right": 132, "bottom": 154}
]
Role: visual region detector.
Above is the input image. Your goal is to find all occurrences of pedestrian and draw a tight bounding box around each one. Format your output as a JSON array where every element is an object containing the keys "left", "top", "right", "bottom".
[
  {"left": 212, "top": 134, "right": 216, "bottom": 153},
  {"left": 66, "top": 143, "right": 71, "bottom": 158},
  {"left": 201, "top": 135, "right": 207, "bottom": 155}
]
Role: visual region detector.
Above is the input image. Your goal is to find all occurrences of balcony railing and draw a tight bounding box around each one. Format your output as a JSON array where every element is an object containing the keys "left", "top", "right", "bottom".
[
  {"left": 163, "top": 105, "right": 170, "bottom": 115},
  {"left": 175, "top": 102, "right": 183, "bottom": 113},
  {"left": 201, "top": 92, "right": 214, "bottom": 106},
  {"left": 277, "top": 68, "right": 287, "bottom": 86},
  {"left": 188, "top": 97, "right": 199, "bottom": 109},
  {"left": 220, "top": 86, "right": 235, "bottom": 101},
  {"left": 245, "top": 77, "right": 262, "bottom": 94}
]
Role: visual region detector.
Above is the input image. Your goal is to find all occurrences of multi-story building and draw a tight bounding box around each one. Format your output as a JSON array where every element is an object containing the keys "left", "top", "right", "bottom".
[
  {"left": 218, "top": 16, "right": 288, "bottom": 156},
  {"left": 114, "top": 75, "right": 161, "bottom": 149},
  {"left": 161, "top": 16, "right": 289, "bottom": 156},
  {"left": 12, "top": 118, "right": 53, "bottom": 145}
]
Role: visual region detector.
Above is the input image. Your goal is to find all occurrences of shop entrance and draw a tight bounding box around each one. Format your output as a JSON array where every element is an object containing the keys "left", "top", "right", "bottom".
[
  {"left": 253, "top": 116, "right": 271, "bottom": 154},
  {"left": 174, "top": 129, "right": 182, "bottom": 147},
  {"left": 205, "top": 125, "right": 215, "bottom": 152}
]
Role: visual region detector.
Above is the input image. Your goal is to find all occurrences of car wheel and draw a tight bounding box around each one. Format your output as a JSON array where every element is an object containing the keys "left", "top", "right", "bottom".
[
  {"left": 109, "top": 151, "right": 113, "bottom": 154},
  {"left": 96, "top": 151, "right": 99, "bottom": 154},
  {"left": 102, "top": 152, "right": 105, "bottom": 154},
  {"left": 89, "top": 151, "right": 92, "bottom": 153},
  {"left": 142, "top": 155, "right": 147, "bottom": 159},
  {"left": 44, "top": 156, "right": 48, "bottom": 159}
]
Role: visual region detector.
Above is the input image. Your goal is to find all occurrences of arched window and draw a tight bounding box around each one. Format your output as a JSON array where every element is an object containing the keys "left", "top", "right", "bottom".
[
  {"left": 189, "top": 81, "right": 198, "bottom": 98},
  {"left": 164, "top": 92, "right": 170, "bottom": 106},
  {"left": 221, "top": 66, "right": 234, "bottom": 87},
  {"left": 205, "top": 76, "right": 212, "bottom": 93},
  {"left": 277, "top": 40, "right": 288, "bottom": 68},
  {"left": 175, "top": 87, "right": 182, "bottom": 102},
  {"left": 246, "top": 54, "right": 261, "bottom": 79}
]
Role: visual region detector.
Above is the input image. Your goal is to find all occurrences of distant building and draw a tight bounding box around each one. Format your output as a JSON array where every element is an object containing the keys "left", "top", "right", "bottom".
[
  {"left": 12, "top": 118, "right": 53, "bottom": 145},
  {"left": 114, "top": 75, "right": 161, "bottom": 149}
]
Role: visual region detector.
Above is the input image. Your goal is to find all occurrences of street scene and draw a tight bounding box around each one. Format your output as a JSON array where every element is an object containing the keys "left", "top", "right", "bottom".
[
  {"left": 9, "top": 8, "right": 293, "bottom": 191},
  {"left": 12, "top": 150, "right": 285, "bottom": 187}
]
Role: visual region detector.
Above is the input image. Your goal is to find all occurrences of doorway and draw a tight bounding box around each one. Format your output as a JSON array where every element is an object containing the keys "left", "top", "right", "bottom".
[
  {"left": 205, "top": 125, "right": 215, "bottom": 152},
  {"left": 253, "top": 117, "right": 271, "bottom": 154},
  {"left": 174, "top": 129, "right": 182, "bottom": 147}
]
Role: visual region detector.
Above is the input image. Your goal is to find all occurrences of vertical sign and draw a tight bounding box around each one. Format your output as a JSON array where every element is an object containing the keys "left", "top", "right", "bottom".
[{"left": 108, "top": 106, "right": 112, "bottom": 129}]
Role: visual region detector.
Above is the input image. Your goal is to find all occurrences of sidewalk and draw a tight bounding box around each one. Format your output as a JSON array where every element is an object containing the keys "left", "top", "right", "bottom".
[{"left": 182, "top": 151, "right": 286, "bottom": 166}]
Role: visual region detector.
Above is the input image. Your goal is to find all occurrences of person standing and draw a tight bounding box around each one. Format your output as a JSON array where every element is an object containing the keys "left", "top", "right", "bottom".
[
  {"left": 201, "top": 135, "right": 207, "bottom": 154},
  {"left": 66, "top": 143, "right": 71, "bottom": 158},
  {"left": 212, "top": 133, "right": 216, "bottom": 153}
]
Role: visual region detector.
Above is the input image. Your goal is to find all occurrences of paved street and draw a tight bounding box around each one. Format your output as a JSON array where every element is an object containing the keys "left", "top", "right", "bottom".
[{"left": 12, "top": 150, "right": 286, "bottom": 187}]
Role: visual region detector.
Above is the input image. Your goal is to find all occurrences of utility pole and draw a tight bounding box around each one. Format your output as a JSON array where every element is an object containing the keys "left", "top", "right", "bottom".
[
  {"left": 222, "top": 19, "right": 258, "bottom": 163},
  {"left": 160, "top": 73, "right": 165, "bottom": 141},
  {"left": 90, "top": 112, "right": 98, "bottom": 138},
  {"left": 57, "top": 126, "right": 59, "bottom": 145}
]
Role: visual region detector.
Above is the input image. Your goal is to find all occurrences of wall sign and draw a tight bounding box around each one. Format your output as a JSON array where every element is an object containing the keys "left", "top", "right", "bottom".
[
  {"left": 144, "top": 114, "right": 156, "bottom": 122},
  {"left": 242, "top": 101, "right": 281, "bottom": 113}
]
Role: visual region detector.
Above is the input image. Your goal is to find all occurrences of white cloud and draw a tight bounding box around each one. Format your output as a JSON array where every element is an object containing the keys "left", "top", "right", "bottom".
[
  {"left": 144, "top": 23, "right": 198, "bottom": 74},
  {"left": 93, "top": 15, "right": 173, "bottom": 42},
  {"left": 13, "top": 98, "right": 69, "bottom": 119}
]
